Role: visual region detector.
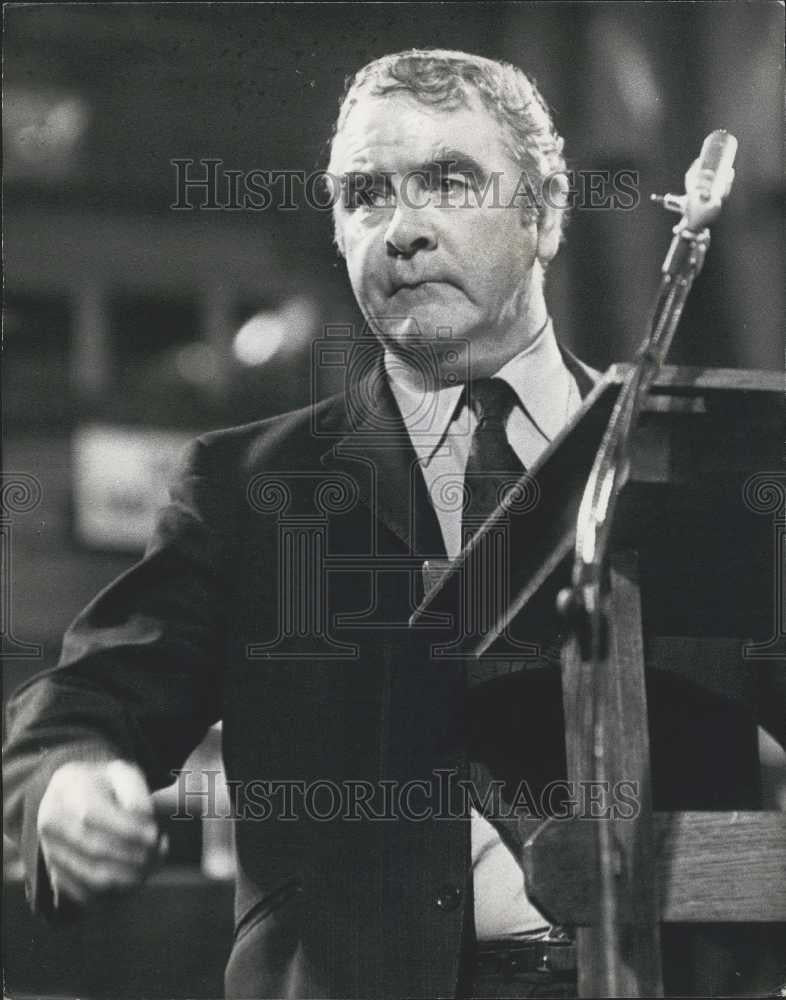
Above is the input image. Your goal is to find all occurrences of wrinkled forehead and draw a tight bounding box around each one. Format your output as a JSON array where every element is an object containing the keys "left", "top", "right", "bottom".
[{"left": 328, "top": 88, "right": 509, "bottom": 177}]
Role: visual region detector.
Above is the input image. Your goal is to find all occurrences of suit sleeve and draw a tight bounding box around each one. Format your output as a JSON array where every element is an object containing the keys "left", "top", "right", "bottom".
[{"left": 3, "top": 435, "right": 234, "bottom": 916}]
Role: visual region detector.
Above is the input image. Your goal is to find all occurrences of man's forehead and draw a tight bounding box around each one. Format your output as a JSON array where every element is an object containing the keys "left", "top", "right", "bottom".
[{"left": 330, "top": 90, "right": 508, "bottom": 174}]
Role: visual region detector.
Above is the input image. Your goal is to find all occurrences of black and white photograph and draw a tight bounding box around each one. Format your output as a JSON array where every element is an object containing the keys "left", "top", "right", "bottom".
[{"left": 3, "top": 3, "right": 785, "bottom": 997}]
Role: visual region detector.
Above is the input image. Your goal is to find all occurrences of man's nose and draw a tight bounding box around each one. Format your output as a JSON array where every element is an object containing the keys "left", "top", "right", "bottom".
[{"left": 384, "top": 200, "right": 437, "bottom": 258}]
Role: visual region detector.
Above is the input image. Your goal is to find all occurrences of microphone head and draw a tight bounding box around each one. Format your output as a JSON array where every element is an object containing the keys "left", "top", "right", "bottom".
[{"left": 683, "top": 130, "right": 738, "bottom": 230}]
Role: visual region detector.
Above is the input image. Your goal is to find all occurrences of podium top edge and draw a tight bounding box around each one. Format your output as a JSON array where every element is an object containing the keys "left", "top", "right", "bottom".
[{"left": 605, "top": 363, "right": 783, "bottom": 394}]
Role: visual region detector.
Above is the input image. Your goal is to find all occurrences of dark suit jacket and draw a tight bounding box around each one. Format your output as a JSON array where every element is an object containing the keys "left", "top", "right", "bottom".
[{"left": 3, "top": 345, "right": 775, "bottom": 998}]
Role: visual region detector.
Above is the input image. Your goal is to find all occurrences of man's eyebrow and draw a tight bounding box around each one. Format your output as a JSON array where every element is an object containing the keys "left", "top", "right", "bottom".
[
  {"left": 337, "top": 167, "right": 392, "bottom": 182},
  {"left": 427, "top": 148, "right": 490, "bottom": 182},
  {"left": 336, "top": 152, "right": 489, "bottom": 180}
]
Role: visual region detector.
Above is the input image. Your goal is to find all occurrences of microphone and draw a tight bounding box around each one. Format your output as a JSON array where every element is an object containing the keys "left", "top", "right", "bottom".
[
  {"left": 650, "top": 129, "right": 738, "bottom": 231},
  {"left": 683, "top": 129, "right": 737, "bottom": 228}
]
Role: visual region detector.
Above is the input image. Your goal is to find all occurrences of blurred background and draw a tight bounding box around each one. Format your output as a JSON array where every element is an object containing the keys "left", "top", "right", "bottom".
[{"left": 2, "top": 3, "right": 784, "bottom": 996}]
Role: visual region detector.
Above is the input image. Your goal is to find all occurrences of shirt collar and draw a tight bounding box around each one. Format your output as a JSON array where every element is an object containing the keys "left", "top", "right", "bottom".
[
  {"left": 493, "top": 317, "right": 576, "bottom": 443},
  {"left": 385, "top": 318, "right": 573, "bottom": 466},
  {"left": 384, "top": 350, "right": 466, "bottom": 467}
]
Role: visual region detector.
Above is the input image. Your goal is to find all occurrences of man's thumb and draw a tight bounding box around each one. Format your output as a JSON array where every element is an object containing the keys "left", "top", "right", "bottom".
[{"left": 105, "top": 760, "right": 152, "bottom": 815}]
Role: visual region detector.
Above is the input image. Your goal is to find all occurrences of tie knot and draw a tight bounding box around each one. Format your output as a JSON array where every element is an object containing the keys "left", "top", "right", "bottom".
[{"left": 467, "top": 378, "right": 518, "bottom": 427}]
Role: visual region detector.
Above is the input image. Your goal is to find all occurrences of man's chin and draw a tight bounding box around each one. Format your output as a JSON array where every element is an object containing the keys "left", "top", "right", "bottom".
[
  {"left": 378, "top": 323, "right": 473, "bottom": 388},
  {"left": 377, "top": 313, "right": 473, "bottom": 348}
]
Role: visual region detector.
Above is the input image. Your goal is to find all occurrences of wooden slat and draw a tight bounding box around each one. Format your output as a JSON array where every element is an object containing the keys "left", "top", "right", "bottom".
[
  {"left": 642, "top": 364, "right": 784, "bottom": 395},
  {"left": 523, "top": 811, "right": 786, "bottom": 924},
  {"left": 561, "top": 553, "right": 663, "bottom": 997}
]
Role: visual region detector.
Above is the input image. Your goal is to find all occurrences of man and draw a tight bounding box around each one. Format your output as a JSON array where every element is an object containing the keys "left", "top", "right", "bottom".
[{"left": 2, "top": 49, "right": 773, "bottom": 999}]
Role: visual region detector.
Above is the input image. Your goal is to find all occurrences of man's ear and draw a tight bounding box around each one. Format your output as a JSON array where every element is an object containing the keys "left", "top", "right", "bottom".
[{"left": 536, "top": 170, "right": 569, "bottom": 265}]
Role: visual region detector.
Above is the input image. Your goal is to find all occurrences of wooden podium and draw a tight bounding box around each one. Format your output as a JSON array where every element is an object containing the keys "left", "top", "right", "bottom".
[{"left": 411, "top": 365, "right": 785, "bottom": 997}]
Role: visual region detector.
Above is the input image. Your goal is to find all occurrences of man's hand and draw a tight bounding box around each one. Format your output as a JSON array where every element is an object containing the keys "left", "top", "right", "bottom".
[{"left": 36, "top": 759, "right": 168, "bottom": 907}]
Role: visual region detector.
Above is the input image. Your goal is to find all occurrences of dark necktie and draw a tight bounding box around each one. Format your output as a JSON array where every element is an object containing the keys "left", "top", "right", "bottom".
[
  {"left": 461, "top": 377, "right": 526, "bottom": 547},
  {"left": 461, "top": 380, "right": 552, "bottom": 862}
]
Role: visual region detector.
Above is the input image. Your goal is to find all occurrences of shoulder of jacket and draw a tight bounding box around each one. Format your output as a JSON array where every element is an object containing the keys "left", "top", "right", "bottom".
[{"left": 187, "top": 391, "right": 348, "bottom": 472}]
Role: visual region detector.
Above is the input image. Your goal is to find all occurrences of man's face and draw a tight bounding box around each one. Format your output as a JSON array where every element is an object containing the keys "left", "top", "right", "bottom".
[{"left": 330, "top": 91, "right": 554, "bottom": 380}]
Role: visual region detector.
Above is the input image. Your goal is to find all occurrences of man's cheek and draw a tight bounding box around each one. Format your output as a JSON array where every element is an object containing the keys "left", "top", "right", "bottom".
[{"left": 355, "top": 276, "right": 382, "bottom": 305}]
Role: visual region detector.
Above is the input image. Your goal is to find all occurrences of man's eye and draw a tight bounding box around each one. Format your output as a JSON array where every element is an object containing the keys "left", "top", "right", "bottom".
[
  {"left": 438, "top": 176, "right": 469, "bottom": 192},
  {"left": 359, "top": 188, "right": 390, "bottom": 208},
  {"left": 343, "top": 179, "right": 390, "bottom": 210},
  {"left": 431, "top": 175, "right": 472, "bottom": 203}
]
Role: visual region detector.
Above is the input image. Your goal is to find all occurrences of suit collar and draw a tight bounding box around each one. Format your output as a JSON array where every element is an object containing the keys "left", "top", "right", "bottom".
[
  {"left": 320, "top": 350, "right": 446, "bottom": 558},
  {"left": 557, "top": 341, "right": 599, "bottom": 400},
  {"left": 318, "top": 340, "right": 598, "bottom": 558},
  {"left": 383, "top": 323, "right": 600, "bottom": 469}
]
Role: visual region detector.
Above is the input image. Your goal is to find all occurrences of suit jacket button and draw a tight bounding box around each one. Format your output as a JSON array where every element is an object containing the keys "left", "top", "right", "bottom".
[{"left": 434, "top": 884, "right": 462, "bottom": 912}]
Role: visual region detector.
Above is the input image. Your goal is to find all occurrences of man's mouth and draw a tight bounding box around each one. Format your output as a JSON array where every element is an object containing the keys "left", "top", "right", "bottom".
[
  {"left": 391, "top": 279, "right": 458, "bottom": 295},
  {"left": 394, "top": 281, "right": 430, "bottom": 292}
]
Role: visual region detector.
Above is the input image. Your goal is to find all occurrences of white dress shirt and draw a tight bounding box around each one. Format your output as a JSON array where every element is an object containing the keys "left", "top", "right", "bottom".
[{"left": 385, "top": 320, "right": 582, "bottom": 939}]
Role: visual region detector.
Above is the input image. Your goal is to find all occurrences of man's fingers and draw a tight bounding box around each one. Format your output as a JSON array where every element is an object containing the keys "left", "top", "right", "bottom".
[
  {"left": 49, "top": 867, "right": 92, "bottom": 906},
  {"left": 40, "top": 791, "right": 158, "bottom": 861},
  {"left": 43, "top": 823, "right": 152, "bottom": 868},
  {"left": 105, "top": 760, "right": 154, "bottom": 817},
  {"left": 43, "top": 826, "right": 168, "bottom": 909},
  {"left": 81, "top": 793, "right": 159, "bottom": 847},
  {"left": 45, "top": 843, "right": 146, "bottom": 895}
]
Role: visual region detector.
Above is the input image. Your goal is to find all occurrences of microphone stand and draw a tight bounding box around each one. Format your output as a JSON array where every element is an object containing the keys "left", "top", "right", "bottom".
[{"left": 557, "top": 134, "right": 736, "bottom": 995}]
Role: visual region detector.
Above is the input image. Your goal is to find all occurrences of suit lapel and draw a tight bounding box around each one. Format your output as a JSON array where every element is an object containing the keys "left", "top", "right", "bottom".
[{"left": 319, "top": 353, "right": 447, "bottom": 560}]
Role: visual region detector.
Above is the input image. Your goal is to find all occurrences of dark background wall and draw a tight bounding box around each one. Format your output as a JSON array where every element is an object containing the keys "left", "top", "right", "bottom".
[{"left": 3, "top": 0, "right": 784, "bottom": 758}]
